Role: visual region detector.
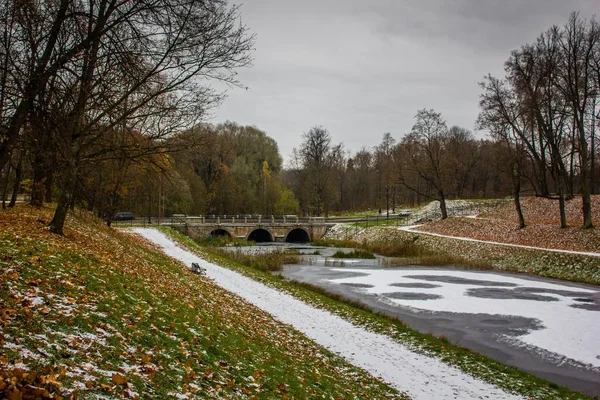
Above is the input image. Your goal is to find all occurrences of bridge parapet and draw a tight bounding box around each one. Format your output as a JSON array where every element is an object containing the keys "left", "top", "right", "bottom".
[
  {"left": 169, "top": 214, "right": 337, "bottom": 225},
  {"left": 169, "top": 215, "right": 333, "bottom": 243}
]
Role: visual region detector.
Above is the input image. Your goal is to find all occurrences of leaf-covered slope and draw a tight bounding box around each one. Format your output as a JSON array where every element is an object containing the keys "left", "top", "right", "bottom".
[
  {"left": 0, "top": 206, "right": 402, "bottom": 399},
  {"left": 417, "top": 196, "right": 600, "bottom": 254}
]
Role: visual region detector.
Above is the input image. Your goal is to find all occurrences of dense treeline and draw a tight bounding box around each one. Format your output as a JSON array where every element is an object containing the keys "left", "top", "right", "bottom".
[
  {"left": 1, "top": 8, "right": 598, "bottom": 231},
  {"left": 286, "top": 123, "right": 513, "bottom": 217},
  {"left": 168, "top": 122, "right": 299, "bottom": 216}
]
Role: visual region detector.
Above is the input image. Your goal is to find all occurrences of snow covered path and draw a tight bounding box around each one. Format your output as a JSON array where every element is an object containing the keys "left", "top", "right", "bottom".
[
  {"left": 399, "top": 225, "right": 600, "bottom": 258},
  {"left": 133, "top": 228, "right": 523, "bottom": 400}
]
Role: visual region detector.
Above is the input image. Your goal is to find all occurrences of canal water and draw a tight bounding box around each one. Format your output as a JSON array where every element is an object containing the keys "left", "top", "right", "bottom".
[{"left": 224, "top": 243, "right": 600, "bottom": 397}]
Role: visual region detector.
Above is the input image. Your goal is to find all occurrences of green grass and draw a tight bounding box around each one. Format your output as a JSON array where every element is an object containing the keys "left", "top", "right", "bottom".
[
  {"left": 366, "top": 238, "right": 493, "bottom": 268},
  {"left": 208, "top": 247, "right": 300, "bottom": 272},
  {"left": 314, "top": 237, "right": 491, "bottom": 268},
  {"left": 353, "top": 218, "right": 408, "bottom": 228},
  {"left": 0, "top": 206, "right": 404, "bottom": 399},
  {"left": 328, "top": 205, "right": 418, "bottom": 218},
  {"left": 162, "top": 226, "right": 595, "bottom": 400},
  {"left": 331, "top": 249, "right": 376, "bottom": 259},
  {"left": 193, "top": 235, "right": 254, "bottom": 247}
]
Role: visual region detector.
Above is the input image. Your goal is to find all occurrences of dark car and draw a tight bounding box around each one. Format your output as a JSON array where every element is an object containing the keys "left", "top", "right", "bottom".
[{"left": 114, "top": 212, "right": 135, "bottom": 221}]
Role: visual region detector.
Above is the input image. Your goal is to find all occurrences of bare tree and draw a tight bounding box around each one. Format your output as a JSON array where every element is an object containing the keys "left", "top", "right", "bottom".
[
  {"left": 445, "top": 126, "right": 480, "bottom": 199},
  {"left": 295, "top": 126, "right": 343, "bottom": 216},
  {"left": 397, "top": 109, "right": 450, "bottom": 219},
  {"left": 0, "top": 1, "right": 253, "bottom": 233},
  {"left": 478, "top": 78, "right": 525, "bottom": 227},
  {"left": 52, "top": 1, "right": 252, "bottom": 234},
  {"left": 556, "top": 13, "right": 599, "bottom": 228},
  {"left": 374, "top": 133, "right": 395, "bottom": 213},
  {"left": 0, "top": 0, "right": 82, "bottom": 175},
  {"left": 507, "top": 27, "right": 571, "bottom": 227}
]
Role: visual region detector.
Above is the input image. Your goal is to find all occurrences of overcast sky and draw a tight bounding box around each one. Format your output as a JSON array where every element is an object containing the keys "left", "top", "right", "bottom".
[{"left": 211, "top": 0, "right": 598, "bottom": 164}]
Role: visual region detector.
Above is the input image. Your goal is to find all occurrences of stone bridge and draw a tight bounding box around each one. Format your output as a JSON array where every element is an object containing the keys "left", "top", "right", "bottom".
[{"left": 169, "top": 215, "right": 334, "bottom": 243}]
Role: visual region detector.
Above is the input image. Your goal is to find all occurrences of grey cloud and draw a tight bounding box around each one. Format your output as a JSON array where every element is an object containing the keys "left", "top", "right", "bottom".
[
  {"left": 362, "top": 0, "right": 598, "bottom": 51},
  {"left": 212, "top": 0, "right": 597, "bottom": 161}
]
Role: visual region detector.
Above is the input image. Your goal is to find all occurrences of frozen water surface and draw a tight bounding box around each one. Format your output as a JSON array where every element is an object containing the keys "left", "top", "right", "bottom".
[{"left": 329, "top": 268, "right": 600, "bottom": 368}]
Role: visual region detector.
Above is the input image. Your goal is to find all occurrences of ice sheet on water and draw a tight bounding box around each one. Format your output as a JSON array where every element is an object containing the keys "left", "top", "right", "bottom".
[{"left": 329, "top": 268, "right": 600, "bottom": 369}]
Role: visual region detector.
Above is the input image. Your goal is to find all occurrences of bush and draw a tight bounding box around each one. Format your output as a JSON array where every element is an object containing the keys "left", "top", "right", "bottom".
[
  {"left": 195, "top": 236, "right": 253, "bottom": 247},
  {"left": 211, "top": 248, "right": 299, "bottom": 272},
  {"left": 331, "top": 249, "right": 376, "bottom": 259}
]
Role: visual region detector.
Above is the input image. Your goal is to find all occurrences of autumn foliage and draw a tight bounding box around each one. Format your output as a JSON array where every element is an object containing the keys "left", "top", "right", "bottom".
[{"left": 0, "top": 205, "right": 402, "bottom": 399}]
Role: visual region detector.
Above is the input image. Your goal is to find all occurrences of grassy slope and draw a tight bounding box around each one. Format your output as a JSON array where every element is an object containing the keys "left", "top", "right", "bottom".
[
  {"left": 0, "top": 206, "right": 402, "bottom": 399},
  {"left": 162, "top": 228, "right": 593, "bottom": 400}
]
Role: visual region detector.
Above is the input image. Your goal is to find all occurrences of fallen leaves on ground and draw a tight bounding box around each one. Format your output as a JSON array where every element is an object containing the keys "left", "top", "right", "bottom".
[
  {"left": 417, "top": 196, "right": 600, "bottom": 253},
  {"left": 0, "top": 205, "right": 405, "bottom": 399}
]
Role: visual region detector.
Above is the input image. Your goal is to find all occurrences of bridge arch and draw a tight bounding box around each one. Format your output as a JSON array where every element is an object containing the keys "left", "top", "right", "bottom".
[
  {"left": 247, "top": 228, "right": 274, "bottom": 243},
  {"left": 210, "top": 228, "right": 232, "bottom": 238},
  {"left": 285, "top": 228, "right": 311, "bottom": 243}
]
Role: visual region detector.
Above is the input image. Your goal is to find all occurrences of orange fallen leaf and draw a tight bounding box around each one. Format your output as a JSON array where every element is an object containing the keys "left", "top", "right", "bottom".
[{"left": 111, "top": 373, "right": 128, "bottom": 385}]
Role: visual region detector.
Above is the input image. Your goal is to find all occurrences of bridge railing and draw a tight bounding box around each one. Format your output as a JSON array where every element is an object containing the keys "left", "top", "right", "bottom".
[
  {"left": 164, "top": 214, "right": 410, "bottom": 226},
  {"left": 167, "top": 214, "right": 307, "bottom": 225}
]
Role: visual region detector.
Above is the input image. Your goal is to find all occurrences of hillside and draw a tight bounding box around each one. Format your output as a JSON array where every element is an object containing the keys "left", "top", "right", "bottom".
[
  {"left": 0, "top": 206, "right": 401, "bottom": 399},
  {"left": 417, "top": 196, "right": 600, "bottom": 253}
]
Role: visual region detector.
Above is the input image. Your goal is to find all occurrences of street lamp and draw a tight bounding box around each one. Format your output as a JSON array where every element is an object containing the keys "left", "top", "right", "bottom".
[
  {"left": 386, "top": 185, "right": 389, "bottom": 220},
  {"left": 147, "top": 182, "right": 152, "bottom": 224}
]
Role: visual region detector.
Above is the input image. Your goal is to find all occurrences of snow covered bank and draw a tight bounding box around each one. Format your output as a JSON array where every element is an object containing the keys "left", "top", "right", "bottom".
[
  {"left": 133, "top": 228, "right": 523, "bottom": 400},
  {"left": 324, "top": 200, "right": 508, "bottom": 241}
]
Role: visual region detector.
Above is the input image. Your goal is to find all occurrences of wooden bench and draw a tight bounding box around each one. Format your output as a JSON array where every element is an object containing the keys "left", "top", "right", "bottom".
[{"left": 191, "top": 262, "right": 206, "bottom": 275}]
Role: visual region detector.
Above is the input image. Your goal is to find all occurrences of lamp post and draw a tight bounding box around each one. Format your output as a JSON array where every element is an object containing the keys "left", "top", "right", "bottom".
[
  {"left": 386, "top": 185, "right": 389, "bottom": 221},
  {"left": 147, "top": 182, "right": 152, "bottom": 224},
  {"left": 147, "top": 171, "right": 152, "bottom": 224}
]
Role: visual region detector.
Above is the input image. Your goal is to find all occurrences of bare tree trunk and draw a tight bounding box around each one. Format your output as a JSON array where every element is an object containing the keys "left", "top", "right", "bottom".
[
  {"left": 532, "top": 123, "right": 551, "bottom": 197},
  {"left": 592, "top": 121, "right": 596, "bottom": 195},
  {"left": 558, "top": 193, "right": 567, "bottom": 228},
  {"left": 513, "top": 168, "right": 526, "bottom": 229},
  {"left": 49, "top": 163, "right": 77, "bottom": 235},
  {"left": 45, "top": 170, "right": 54, "bottom": 202},
  {"left": 553, "top": 161, "right": 568, "bottom": 228},
  {"left": 1, "top": 162, "right": 11, "bottom": 209},
  {"left": 31, "top": 154, "right": 46, "bottom": 206},
  {"left": 569, "top": 124, "right": 576, "bottom": 196},
  {"left": 580, "top": 144, "right": 593, "bottom": 229},
  {"left": 590, "top": 96, "right": 596, "bottom": 195},
  {"left": 578, "top": 116, "right": 594, "bottom": 228},
  {"left": 8, "top": 158, "right": 22, "bottom": 208},
  {"left": 439, "top": 191, "right": 448, "bottom": 219}
]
